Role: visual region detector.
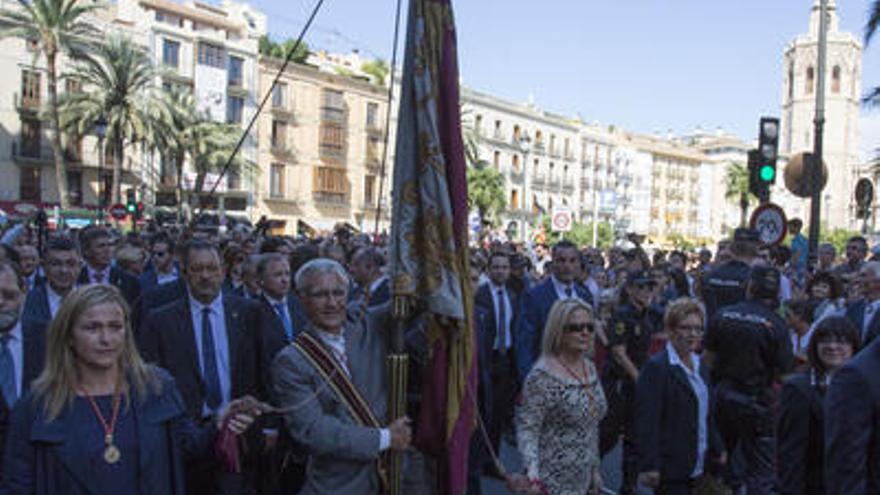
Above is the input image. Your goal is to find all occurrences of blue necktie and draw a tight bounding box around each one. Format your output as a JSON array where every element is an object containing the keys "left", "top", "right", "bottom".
[
  {"left": 564, "top": 286, "right": 573, "bottom": 299},
  {"left": 496, "top": 288, "right": 507, "bottom": 350},
  {"left": 201, "top": 307, "right": 222, "bottom": 411},
  {"left": 0, "top": 334, "right": 16, "bottom": 408},
  {"left": 274, "top": 302, "right": 294, "bottom": 341}
]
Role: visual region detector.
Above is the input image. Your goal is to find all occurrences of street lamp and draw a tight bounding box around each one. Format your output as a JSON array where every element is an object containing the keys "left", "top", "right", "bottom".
[
  {"left": 94, "top": 116, "right": 107, "bottom": 225},
  {"left": 518, "top": 132, "right": 532, "bottom": 242}
]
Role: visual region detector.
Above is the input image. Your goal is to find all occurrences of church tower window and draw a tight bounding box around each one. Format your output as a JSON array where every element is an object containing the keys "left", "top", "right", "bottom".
[
  {"left": 806, "top": 67, "right": 815, "bottom": 94},
  {"left": 832, "top": 65, "right": 841, "bottom": 93}
]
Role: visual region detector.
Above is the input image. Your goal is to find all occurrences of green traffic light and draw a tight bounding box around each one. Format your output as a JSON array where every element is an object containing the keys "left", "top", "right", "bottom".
[
  {"left": 759, "top": 165, "right": 775, "bottom": 182},
  {"left": 126, "top": 204, "right": 136, "bottom": 213}
]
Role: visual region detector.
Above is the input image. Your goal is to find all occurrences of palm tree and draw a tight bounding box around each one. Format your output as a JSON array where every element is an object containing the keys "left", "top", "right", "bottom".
[
  {"left": 467, "top": 163, "right": 506, "bottom": 233},
  {"left": 58, "top": 34, "right": 170, "bottom": 204},
  {"left": 161, "top": 87, "right": 255, "bottom": 214},
  {"left": 0, "top": 0, "right": 100, "bottom": 209},
  {"left": 724, "top": 162, "right": 754, "bottom": 227}
]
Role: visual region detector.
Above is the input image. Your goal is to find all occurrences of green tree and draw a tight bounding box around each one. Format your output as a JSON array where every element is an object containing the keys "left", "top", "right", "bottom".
[
  {"left": 0, "top": 0, "right": 100, "bottom": 209},
  {"left": 724, "top": 162, "right": 755, "bottom": 227},
  {"left": 59, "top": 34, "right": 169, "bottom": 204},
  {"left": 821, "top": 225, "right": 860, "bottom": 255},
  {"left": 467, "top": 164, "right": 505, "bottom": 231},
  {"left": 258, "top": 34, "right": 309, "bottom": 63},
  {"left": 361, "top": 59, "right": 389, "bottom": 86}
]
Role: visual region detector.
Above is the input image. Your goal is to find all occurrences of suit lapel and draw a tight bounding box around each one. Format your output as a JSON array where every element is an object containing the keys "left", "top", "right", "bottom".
[{"left": 223, "top": 298, "right": 241, "bottom": 396}]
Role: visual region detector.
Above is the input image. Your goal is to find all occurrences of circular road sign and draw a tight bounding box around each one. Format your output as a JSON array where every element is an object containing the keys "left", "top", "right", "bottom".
[
  {"left": 109, "top": 203, "right": 128, "bottom": 220},
  {"left": 749, "top": 202, "right": 788, "bottom": 246},
  {"left": 551, "top": 209, "right": 572, "bottom": 232}
]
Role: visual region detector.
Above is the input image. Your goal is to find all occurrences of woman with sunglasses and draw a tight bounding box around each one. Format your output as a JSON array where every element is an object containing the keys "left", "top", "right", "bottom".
[
  {"left": 777, "top": 316, "right": 860, "bottom": 495},
  {"left": 2, "top": 284, "right": 260, "bottom": 495},
  {"left": 636, "top": 298, "right": 725, "bottom": 494},
  {"left": 516, "top": 298, "right": 607, "bottom": 495}
]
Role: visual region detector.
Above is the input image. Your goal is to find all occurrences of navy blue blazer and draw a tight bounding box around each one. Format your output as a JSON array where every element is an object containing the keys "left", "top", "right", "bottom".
[
  {"left": 1, "top": 369, "right": 215, "bottom": 495},
  {"left": 138, "top": 264, "right": 180, "bottom": 292},
  {"left": 778, "top": 372, "right": 826, "bottom": 495},
  {"left": 22, "top": 285, "right": 53, "bottom": 324},
  {"left": 139, "top": 295, "right": 283, "bottom": 419},
  {"left": 825, "top": 337, "right": 880, "bottom": 495},
  {"left": 474, "top": 282, "right": 520, "bottom": 356},
  {"left": 258, "top": 292, "right": 308, "bottom": 344},
  {"left": 77, "top": 265, "right": 140, "bottom": 307},
  {"left": 635, "top": 348, "right": 722, "bottom": 483},
  {"left": 514, "top": 277, "right": 593, "bottom": 380},
  {"left": 131, "top": 279, "right": 187, "bottom": 339},
  {"left": 845, "top": 300, "right": 880, "bottom": 346},
  {"left": 473, "top": 305, "right": 494, "bottom": 420},
  {"left": 0, "top": 318, "right": 48, "bottom": 470}
]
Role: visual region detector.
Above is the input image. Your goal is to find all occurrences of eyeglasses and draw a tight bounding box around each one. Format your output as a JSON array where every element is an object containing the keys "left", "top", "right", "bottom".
[
  {"left": 152, "top": 251, "right": 168, "bottom": 257},
  {"left": 675, "top": 325, "right": 704, "bottom": 335},
  {"left": 563, "top": 323, "right": 594, "bottom": 334},
  {"left": 305, "top": 288, "right": 347, "bottom": 301}
]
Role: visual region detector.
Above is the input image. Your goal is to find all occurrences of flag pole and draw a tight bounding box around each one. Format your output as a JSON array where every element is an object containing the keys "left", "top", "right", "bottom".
[{"left": 388, "top": 297, "right": 410, "bottom": 494}]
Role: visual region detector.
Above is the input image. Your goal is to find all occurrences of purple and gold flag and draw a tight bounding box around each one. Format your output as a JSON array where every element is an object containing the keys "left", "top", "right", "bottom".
[{"left": 388, "top": 0, "right": 476, "bottom": 493}]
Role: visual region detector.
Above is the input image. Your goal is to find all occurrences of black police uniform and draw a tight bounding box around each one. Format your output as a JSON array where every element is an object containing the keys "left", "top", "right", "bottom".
[
  {"left": 600, "top": 301, "right": 663, "bottom": 494},
  {"left": 702, "top": 259, "right": 751, "bottom": 320},
  {"left": 705, "top": 299, "right": 794, "bottom": 494}
]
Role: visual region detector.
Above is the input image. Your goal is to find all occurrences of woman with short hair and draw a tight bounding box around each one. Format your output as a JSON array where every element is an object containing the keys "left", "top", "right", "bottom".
[
  {"left": 516, "top": 298, "right": 606, "bottom": 495},
  {"left": 778, "top": 316, "right": 860, "bottom": 495},
  {"left": 2, "top": 284, "right": 259, "bottom": 494},
  {"left": 636, "top": 298, "right": 724, "bottom": 494}
]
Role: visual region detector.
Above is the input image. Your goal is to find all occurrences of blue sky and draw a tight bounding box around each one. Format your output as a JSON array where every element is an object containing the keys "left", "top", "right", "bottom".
[{"left": 250, "top": 0, "right": 880, "bottom": 151}]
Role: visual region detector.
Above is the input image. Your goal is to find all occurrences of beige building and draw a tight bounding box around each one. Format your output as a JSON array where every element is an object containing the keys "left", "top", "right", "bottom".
[{"left": 253, "top": 56, "right": 392, "bottom": 235}]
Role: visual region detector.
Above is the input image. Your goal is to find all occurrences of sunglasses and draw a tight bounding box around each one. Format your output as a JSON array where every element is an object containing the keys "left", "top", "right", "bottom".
[{"left": 564, "top": 323, "right": 594, "bottom": 334}]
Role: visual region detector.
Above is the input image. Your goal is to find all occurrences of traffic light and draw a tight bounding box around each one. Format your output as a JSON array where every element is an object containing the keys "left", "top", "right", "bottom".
[
  {"left": 135, "top": 202, "right": 145, "bottom": 220},
  {"left": 756, "top": 117, "right": 780, "bottom": 202},
  {"left": 125, "top": 188, "right": 136, "bottom": 215},
  {"left": 748, "top": 149, "right": 765, "bottom": 199}
]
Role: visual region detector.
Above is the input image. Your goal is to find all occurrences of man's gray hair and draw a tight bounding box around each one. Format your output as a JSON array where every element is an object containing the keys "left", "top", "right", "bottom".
[
  {"left": 294, "top": 257, "right": 349, "bottom": 292},
  {"left": 864, "top": 260, "right": 880, "bottom": 279}
]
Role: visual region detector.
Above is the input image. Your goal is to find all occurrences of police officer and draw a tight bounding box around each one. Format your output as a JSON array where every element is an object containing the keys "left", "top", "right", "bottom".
[
  {"left": 600, "top": 270, "right": 664, "bottom": 495},
  {"left": 702, "top": 228, "right": 760, "bottom": 320},
  {"left": 704, "top": 265, "right": 794, "bottom": 495}
]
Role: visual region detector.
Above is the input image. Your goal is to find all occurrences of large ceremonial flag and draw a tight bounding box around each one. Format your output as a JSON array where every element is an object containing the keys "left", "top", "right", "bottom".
[{"left": 387, "top": 0, "right": 477, "bottom": 493}]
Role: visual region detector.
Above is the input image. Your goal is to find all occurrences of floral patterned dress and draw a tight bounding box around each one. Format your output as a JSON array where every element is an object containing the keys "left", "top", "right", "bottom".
[{"left": 517, "top": 357, "right": 607, "bottom": 495}]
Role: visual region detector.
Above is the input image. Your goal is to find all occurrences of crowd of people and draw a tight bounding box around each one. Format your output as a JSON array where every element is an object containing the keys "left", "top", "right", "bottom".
[{"left": 0, "top": 212, "right": 875, "bottom": 494}]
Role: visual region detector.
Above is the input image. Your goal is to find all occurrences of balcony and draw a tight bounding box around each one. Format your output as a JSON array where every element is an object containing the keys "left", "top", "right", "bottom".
[
  {"left": 562, "top": 178, "right": 575, "bottom": 192},
  {"left": 549, "top": 175, "right": 561, "bottom": 188},
  {"left": 532, "top": 142, "right": 546, "bottom": 155},
  {"left": 270, "top": 103, "right": 296, "bottom": 120},
  {"left": 270, "top": 140, "right": 295, "bottom": 159},
  {"left": 564, "top": 152, "right": 576, "bottom": 162},
  {"left": 531, "top": 172, "right": 546, "bottom": 186},
  {"left": 549, "top": 149, "right": 561, "bottom": 159},
  {"left": 365, "top": 152, "right": 381, "bottom": 171},
  {"left": 580, "top": 177, "right": 591, "bottom": 189},
  {"left": 11, "top": 139, "right": 51, "bottom": 164},
  {"left": 14, "top": 92, "right": 41, "bottom": 114},
  {"left": 509, "top": 167, "right": 524, "bottom": 182},
  {"left": 313, "top": 191, "right": 349, "bottom": 205},
  {"left": 366, "top": 123, "right": 384, "bottom": 138}
]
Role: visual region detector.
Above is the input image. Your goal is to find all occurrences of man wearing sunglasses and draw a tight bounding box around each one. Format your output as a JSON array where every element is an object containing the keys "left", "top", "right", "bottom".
[
  {"left": 139, "top": 232, "right": 179, "bottom": 291},
  {"left": 600, "top": 270, "right": 663, "bottom": 495}
]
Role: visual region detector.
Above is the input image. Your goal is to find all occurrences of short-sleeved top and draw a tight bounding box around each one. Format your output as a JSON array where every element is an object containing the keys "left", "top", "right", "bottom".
[
  {"left": 702, "top": 260, "right": 751, "bottom": 320},
  {"left": 705, "top": 300, "right": 794, "bottom": 394},
  {"left": 605, "top": 303, "right": 663, "bottom": 379}
]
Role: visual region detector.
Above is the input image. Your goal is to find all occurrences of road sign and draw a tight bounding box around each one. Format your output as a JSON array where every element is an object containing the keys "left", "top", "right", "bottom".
[
  {"left": 856, "top": 178, "right": 874, "bottom": 207},
  {"left": 749, "top": 202, "right": 787, "bottom": 246},
  {"left": 109, "top": 203, "right": 128, "bottom": 220},
  {"left": 551, "top": 209, "right": 572, "bottom": 232}
]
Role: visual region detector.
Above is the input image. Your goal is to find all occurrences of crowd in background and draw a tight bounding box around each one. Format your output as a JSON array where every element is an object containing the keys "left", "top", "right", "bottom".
[{"left": 0, "top": 211, "right": 874, "bottom": 494}]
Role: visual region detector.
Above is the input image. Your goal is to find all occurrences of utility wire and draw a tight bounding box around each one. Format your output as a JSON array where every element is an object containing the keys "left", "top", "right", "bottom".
[{"left": 373, "top": 0, "right": 404, "bottom": 236}]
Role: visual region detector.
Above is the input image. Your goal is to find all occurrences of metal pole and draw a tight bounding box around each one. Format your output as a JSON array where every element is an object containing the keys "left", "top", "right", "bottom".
[
  {"left": 808, "top": 0, "right": 828, "bottom": 270},
  {"left": 97, "top": 136, "right": 105, "bottom": 225},
  {"left": 592, "top": 186, "right": 599, "bottom": 247}
]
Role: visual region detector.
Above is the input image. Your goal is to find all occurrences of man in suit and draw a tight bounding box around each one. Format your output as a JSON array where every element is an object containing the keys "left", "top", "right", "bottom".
[
  {"left": 22, "top": 236, "right": 80, "bottom": 323},
  {"left": 271, "top": 258, "right": 412, "bottom": 495},
  {"left": 0, "top": 260, "right": 47, "bottom": 469},
  {"left": 77, "top": 226, "right": 139, "bottom": 306},
  {"left": 825, "top": 330, "right": 880, "bottom": 494},
  {"left": 845, "top": 261, "right": 880, "bottom": 346},
  {"left": 348, "top": 247, "right": 390, "bottom": 309},
  {"left": 140, "top": 240, "right": 285, "bottom": 495},
  {"left": 14, "top": 244, "right": 42, "bottom": 291},
  {"left": 516, "top": 240, "right": 593, "bottom": 379},
  {"left": 475, "top": 251, "right": 518, "bottom": 476},
  {"left": 257, "top": 252, "right": 307, "bottom": 343},
  {"left": 138, "top": 232, "right": 179, "bottom": 291}
]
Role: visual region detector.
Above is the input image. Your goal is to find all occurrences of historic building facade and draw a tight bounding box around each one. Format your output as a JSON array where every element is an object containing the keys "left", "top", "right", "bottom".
[{"left": 780, "top": 0, "right": 862, "bottom": 230}]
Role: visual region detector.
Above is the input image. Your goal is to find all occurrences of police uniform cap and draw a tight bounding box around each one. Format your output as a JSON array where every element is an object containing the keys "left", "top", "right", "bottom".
[{"left": 749, "top": 265, "right": 780, "bottom": 299}]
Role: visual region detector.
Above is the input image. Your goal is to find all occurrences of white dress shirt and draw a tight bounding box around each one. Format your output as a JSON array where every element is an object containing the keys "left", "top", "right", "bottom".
[
  {"left": 489, "top": 283, "right": 512, "bottom": 350},
  {"left": 46, "top": 285, "right": 64, "bottom": 320},
  {"left": 188, "top": 293, "right": 231, "bottom": 416},
  {"left": 551, "top": 275, "right": 578, "bottom": 301}
]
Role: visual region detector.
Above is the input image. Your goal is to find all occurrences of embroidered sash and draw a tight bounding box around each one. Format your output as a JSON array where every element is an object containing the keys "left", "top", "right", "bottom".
[{"left": 293, "top": 332, "right": 390, "bottom": 493}]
